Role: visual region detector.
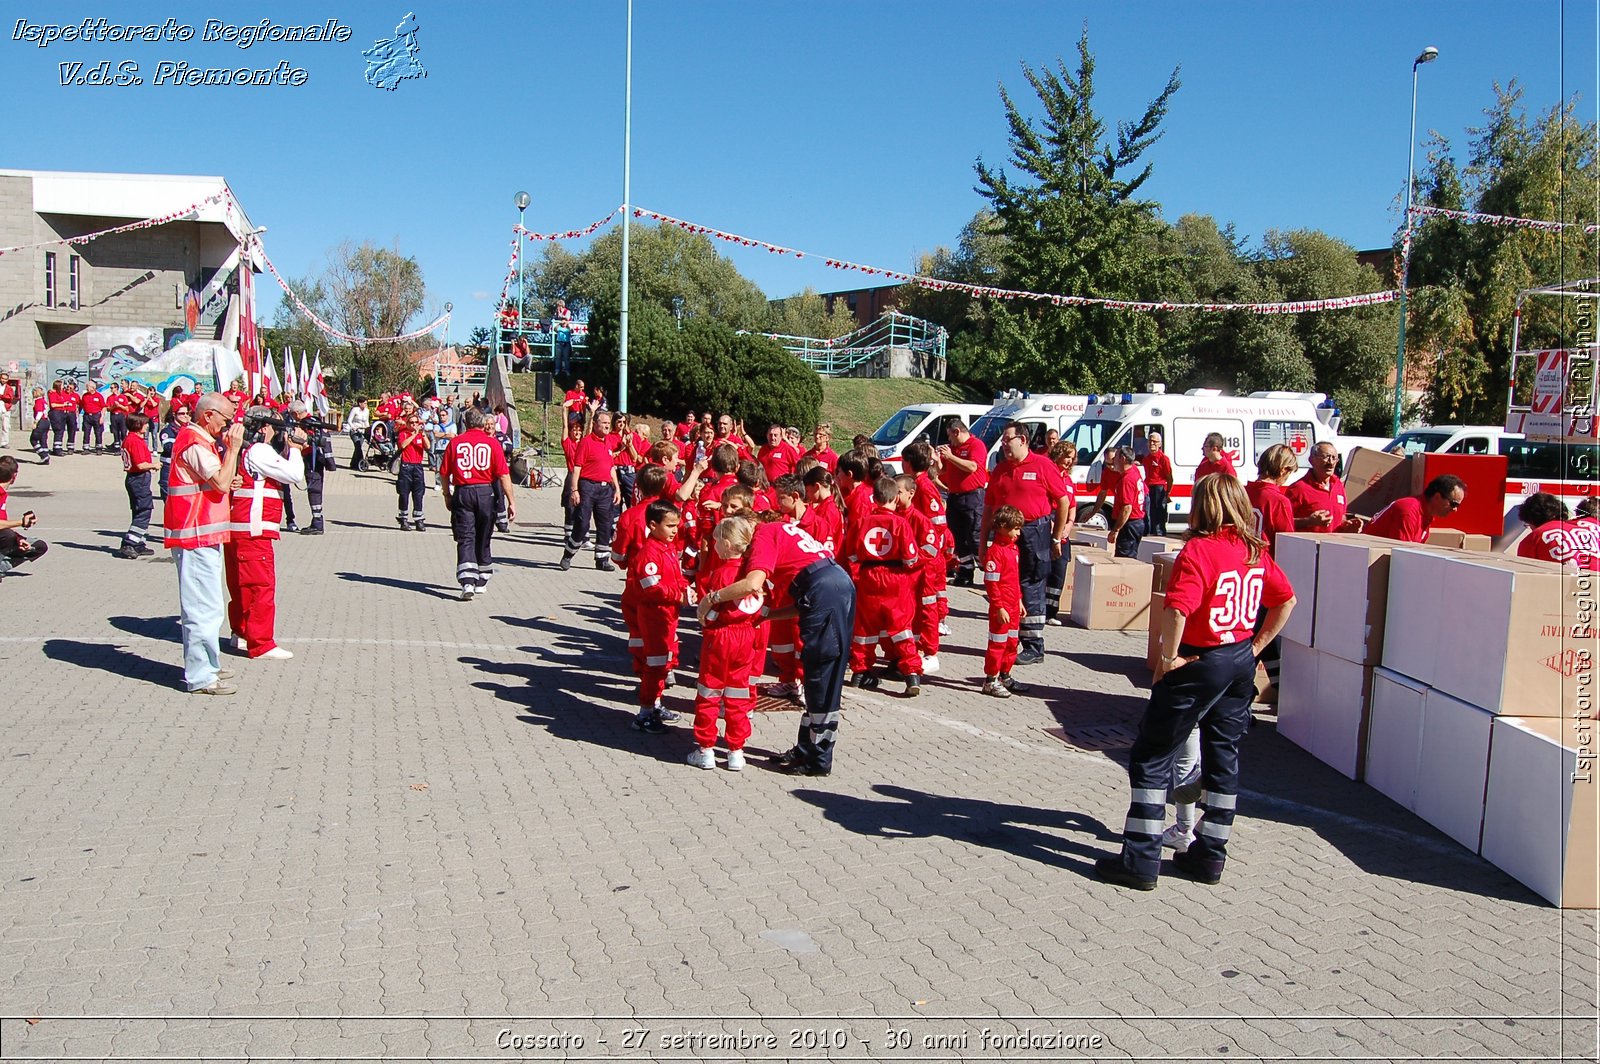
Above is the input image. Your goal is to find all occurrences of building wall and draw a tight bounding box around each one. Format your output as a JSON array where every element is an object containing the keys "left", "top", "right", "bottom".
[{"left": 0, "top": 173, "right": 234, "bottom": 400}]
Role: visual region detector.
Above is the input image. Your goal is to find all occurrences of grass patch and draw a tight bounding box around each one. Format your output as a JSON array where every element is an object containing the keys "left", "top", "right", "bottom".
[{"left": 820, "top": 378, "right": 986, "bottom": 443}]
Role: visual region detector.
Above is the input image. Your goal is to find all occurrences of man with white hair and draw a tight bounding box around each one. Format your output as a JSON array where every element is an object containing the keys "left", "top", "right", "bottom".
[{"left": 164, "top": 392, "right": 245, "bottom": 695}]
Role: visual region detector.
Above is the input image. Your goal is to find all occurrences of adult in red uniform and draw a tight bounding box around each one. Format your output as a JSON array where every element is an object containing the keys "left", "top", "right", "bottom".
[
  {"left": 441, "top": 407, "right": 516, "bottom": 599},
  {"left": 1193, "top": 432, "right": 1238, "bottom": 482},
  {"left": 981, "top": 424, "right": 1070, "bottom": 663},
  {"left": 1107, "top": 446, "right": 1148, "bottom": 558},
  {"left": 225, "top": 408, "right": 307, "bottom": 659},
  {"left": 1515, "top": 492, "right": 1600, "bottom": 572},
  {"left": 1286, "top": 441, "right": 1361, "bottom": 532},
  {"left": 46, "top": 380, "right": 76, "bottom": 456},
  {"left": 1139, "top": 430, "right": 1175, "bottom": 536},
  {"left": 79, "top": 386, "right": 108, "bottom": 452},
  {"left": 938, "top": 419, "right": 989, "bottom": 585},
  {"left": 561, "top": 410, "right": 622, "bottom": 571},
  {"left": 107, "top": 382, "right": 135, "bottom": 451},
  {"left": 1097, "top": 474, "right": 1296, "bottom": 891},
  {"left": 757, "top": 424, "right": 801, "bottom": 484},
  {"left": 1244, "top": 444, "right": 1299, "bottom": 555},
  {"left": 713, "top": 414, "right": 754, "bottom": 461},
  {"left": 1368, "top": 475, "right": 1466, "bottom": 543},
  {"left": 164, "top": 393, "right": 246, "bottom": 695},
  {"left": 804, "top": 423, "right": 840, "bottom": 474},
  {"left": 0, "top": 371, "right": 16, "bottom": 450},
  {"left": 700, "top": 510, "right": 854, "bottom": 777}
]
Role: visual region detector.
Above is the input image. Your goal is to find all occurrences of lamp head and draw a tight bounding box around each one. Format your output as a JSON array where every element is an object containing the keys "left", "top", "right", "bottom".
[
  {"left": 514, "top": 191, "right": 531, "bottom": 211},
  {"left": 1415, "top": 46, "right": 1439, "bottom": 66}
]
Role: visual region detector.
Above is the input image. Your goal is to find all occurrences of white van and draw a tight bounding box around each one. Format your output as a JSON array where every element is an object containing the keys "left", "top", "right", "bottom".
[
  {"left": 1061, "top": 388, "right": 1344, "bottom": 520},
  {"left": 1386, "top": 425, "right": 1521, "bottom": 457},
  {"left": 869, "top": 403, "right": 993, "bottom": 471},
  {"left": 969, "top": 391, "right": 1091, "bottom": 466}
]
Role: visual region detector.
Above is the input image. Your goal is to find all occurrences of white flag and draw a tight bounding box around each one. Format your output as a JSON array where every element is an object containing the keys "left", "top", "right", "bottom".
[
  {"left": 309, "top": 353, "right": 329, "bottom": 418},
  {"left": 263, "top": 350, "right": 280, "bottom": 400},
  {"left": 299, "top": 351, "right": 311, "bottom": 403},
  {"left": 283, "top": 349, "right": 298, "bottom": 399}
]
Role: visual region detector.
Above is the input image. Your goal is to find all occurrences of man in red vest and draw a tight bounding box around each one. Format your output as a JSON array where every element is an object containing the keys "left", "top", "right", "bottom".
[
  {"left": 163, "top": 393, "right": 245, "bottom": 695},
  {"left": 226, "top": 407, "right": 307, "bottom": 660}
]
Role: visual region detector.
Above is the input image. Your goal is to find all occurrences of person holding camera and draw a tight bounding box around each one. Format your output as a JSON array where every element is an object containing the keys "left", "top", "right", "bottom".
[
  {"left": 286, "top": 400, "right": 333, "bottom": 535},
  {"left": 440, "top": 407, "right": 516, "bottom": 600},
  {"left": 164, "top": 393, "right": 246, "bottom": 695},
  {"left": 226, "top": 407, "right": 307, "bottom": 660}
]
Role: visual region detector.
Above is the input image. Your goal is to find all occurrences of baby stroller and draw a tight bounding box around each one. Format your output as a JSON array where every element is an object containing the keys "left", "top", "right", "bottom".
[{"left": 368, "top": 420, "right": 399, "bottom": 472}]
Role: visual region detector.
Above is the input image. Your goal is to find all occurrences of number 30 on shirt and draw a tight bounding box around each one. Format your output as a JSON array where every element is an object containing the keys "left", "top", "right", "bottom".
[{"left": 1208, "top": 570, "right": 1265, "bottom": 639}]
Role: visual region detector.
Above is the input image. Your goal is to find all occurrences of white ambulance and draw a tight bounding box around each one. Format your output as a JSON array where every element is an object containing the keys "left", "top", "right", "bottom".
[
  {"left": 869, "top": 403, "right": 993, "bottom": 471},
  {"left": 969, "top": 391, "right": 1092, "bottom": 465},
  {"left": 1060, "top": 387, "right": 1345, "bottom": 521}
]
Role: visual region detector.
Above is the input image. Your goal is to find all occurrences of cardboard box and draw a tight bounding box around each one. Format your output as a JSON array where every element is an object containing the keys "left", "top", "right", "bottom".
[
  {"left": 1057, "top": 546, "right": 1112, "bottom": 613},
  {"left": 1277, "top": 644, "right": 1374, "bottom": 781},
  {"left": 1423, "top": 551, "right": 1587, "bottom": 716},
  {"left": 1426, "top": 529, "right": 1491, "bottom": 551},
  {"left": 1344, "top": 447, "right": 1408, "bottom": 518},
  {"left": 1151, "top": 550, "right": 1180, "bottom": 594},
  {"left": 1275, "top": 533, "right": 1321, "bottom": 647},
  {"left": 1146, "top": 591, "right": 1166, "bottom": 671},
  {"left": 1414, "top": 687, "right": 1497, "bottom": 851},
  {"left": 1071, "top": 528, "right": 1112, "bottom": 551},
  {"left": 1381, "top": 546, "right": 1531, "bottom": 690},
  {"left": 1365, "top": 668, "right": 1428, "bottom": 811},
  {"left": 1136, "top": 535, "right": 1185, "bottom": 564},
  {"left": 1313, "top": 536, "right": 1394, "bottom": 665},
  {"left": 1480, "top": 716, "right": 1599, "bottom": 908},
  {"left": 1069, "top": 555, "right": 1154, "bottom": 631}
]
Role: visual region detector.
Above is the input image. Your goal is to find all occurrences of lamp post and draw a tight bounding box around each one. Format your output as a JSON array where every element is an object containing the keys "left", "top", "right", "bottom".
[
  {"left": 618, "top": 0, "right": 634, "bottom": 413},
  {"left": 513, "top": 191, "right": 530, "bottom": 350},
  {"left": 1393, "top": 45, "right": 1439, "bottom": 436}
]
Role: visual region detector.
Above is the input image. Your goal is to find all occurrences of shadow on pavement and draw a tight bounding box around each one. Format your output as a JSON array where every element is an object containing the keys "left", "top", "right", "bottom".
[
  {"left": 43, "top": 638, "right": 183, "bottom": 690},
  {"left": 793, "top": 783, "right": 1116, "bottom": 881},
  {"left": 1061, "top": 650, "right": 1156, "bottom": 685},
  {"left": 334, "top": 570, "right": 460, "bottom": 601},
  {"left": 52, "top": 539, "right": 120, "bottom": 556},
  {"left": 108, "top": 614, "right": 180, "bottom": 642}
]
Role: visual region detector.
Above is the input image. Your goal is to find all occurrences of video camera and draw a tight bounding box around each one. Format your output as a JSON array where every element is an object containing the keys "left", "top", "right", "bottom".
[{"left": 242, "top": 407, "right": 336, "bottom": 447}]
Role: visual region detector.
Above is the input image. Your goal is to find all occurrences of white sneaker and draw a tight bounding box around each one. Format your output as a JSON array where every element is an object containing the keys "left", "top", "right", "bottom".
[
  {"left": 257, "top": 646, "right": 294, "bottom": 660},
  {"left": 685, "top": 747, "right": 716, "bottom": 770},
  {"left": 475, "top": 582, "right": 488, "bottom": 597},
  {"left": 766, "top": 681, "right": 801, "bottom": 700},
  {"left": 725, "top": 749, "right": 746, "bottom": 772},
  {"left": 1161, "top": 823, "right": 1195, "bottom": 853},
  {"left": 938, "top": 621, "right": 951, "bottom": 636},
  {"left": 1047, "top": 616, "right": 1065, "bottom": 626},
  {"left": 922, "top": 655, "right": 940, "bottom": 674},
  {"left": 460, "top": 586, "right": 475, "bottom": 601}
]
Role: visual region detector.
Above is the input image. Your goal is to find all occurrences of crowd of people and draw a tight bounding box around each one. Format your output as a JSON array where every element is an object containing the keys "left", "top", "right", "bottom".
[{"left": 3, "top": 371, "right": 1598, "bottom": 889}]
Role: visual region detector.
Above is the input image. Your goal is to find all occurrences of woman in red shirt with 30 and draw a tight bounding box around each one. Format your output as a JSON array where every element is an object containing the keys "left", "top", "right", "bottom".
[
  {"left": 1097, "top": 474, "right": 1296, "bottom": 892},
  {"left": 1515, "top": 492, "right": 1600, "bottom": 572}
]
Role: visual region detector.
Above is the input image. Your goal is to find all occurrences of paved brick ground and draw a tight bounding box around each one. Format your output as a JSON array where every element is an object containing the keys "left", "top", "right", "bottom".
[{"left": 0, "top": 444, "right": 1595, "bottom": 1061}]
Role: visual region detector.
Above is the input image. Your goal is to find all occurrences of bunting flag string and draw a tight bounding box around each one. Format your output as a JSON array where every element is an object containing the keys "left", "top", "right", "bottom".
[
  {"left": 0, "top": 192, "right": 229, "bottom": 257},
  {"left": 495, "top": 235, "right": 521, "bottom": 309},
  {"left": 513, "top": 208, "right": 620, "bottom": 243},
  {"left": 254, "top": 238, "right": 451, "bottom": 345},
  {"left": 1409, "top": 204, "right": 1600, "bottom": 234},
  {"left": 630, "top": 206, "right": 1396, "bottom": 315}
]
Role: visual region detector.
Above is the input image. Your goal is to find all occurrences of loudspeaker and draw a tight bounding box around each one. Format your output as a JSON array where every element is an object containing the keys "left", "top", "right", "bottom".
[
  {"left": 349, "top": 367, "right": 365, "bottom": 394},
  {"left": 534, "top": 372, "right": 554, "bottom": 404}
]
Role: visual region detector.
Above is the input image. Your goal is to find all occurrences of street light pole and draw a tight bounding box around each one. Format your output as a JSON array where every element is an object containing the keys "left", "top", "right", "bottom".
[
  {"left": 1393, "top": 46, "right": 1439, "bottom": 436},
  {"left": 514, "top": 191, "right": 529, "bottom": 352},
  {"left": 618, "top": 0, "right": 633, "bottom": 414}
]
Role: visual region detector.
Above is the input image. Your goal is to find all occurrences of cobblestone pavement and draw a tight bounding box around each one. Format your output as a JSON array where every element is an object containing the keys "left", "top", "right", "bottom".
[{"left": 0, "top": 446, "right": 1595, "bottom": 1061}]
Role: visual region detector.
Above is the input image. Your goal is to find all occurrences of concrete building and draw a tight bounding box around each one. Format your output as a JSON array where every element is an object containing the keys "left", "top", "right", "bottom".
[{"left": 0, "top": 169, "right": 257, "bottom": 403}]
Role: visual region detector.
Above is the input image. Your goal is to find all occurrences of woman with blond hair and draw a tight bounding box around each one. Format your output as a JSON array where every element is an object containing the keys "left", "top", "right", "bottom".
[{"left": 1097, "top": 473, "right": 1295, "bottom": 891}]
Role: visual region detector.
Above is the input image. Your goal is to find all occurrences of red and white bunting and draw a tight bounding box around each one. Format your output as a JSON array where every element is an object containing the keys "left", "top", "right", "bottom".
[
  {"left": 0, "top": 192, "right": 228, "bottom": 257},
  {"left": 513, "top": 208, "right": 620, "bottom": 243},
  {"left": 1410, "top": 204, "right": 1600, "bottom": 234},
  {"left": 630, "top": 206, "right": 1397, "bottom": 315}
]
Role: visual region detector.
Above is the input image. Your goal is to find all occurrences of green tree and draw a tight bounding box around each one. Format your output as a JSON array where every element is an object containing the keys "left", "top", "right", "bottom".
[
  {"left": 767, "top": 287, "right": 859, "bottom": 339},
  {"left": 1406, "top": 84, "right": 1600, "bottom": 424},
  {"left": 973, "top": 30, "right": 1182, "bottom": 393}
]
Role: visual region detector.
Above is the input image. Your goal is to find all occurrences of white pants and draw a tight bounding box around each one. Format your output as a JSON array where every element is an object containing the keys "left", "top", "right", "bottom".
[{"left": 0, "top": 405, "right": 11, "bottom": 448}]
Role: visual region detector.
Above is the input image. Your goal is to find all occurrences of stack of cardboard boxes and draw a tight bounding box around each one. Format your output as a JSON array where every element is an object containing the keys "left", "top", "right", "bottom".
[
  {"left": 1369, "top": 547, "right": 1595, "bottom": 907},
  {"left": 1270, "top": 529, "right": 1596, "bottom": 908}
]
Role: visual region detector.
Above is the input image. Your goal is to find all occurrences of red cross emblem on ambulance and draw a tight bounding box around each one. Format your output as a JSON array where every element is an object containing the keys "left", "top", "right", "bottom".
[
  {"left": 864, "top": 527, "right": 893, "bottom": 558},
  {"left": 1289, "top": 434, "right": 1308, "bottom": 455}
]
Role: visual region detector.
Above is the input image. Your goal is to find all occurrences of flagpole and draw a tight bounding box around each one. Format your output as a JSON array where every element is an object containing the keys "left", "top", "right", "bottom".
[{"left": 618, "top": 0, "right": 633, "bottom": 413}]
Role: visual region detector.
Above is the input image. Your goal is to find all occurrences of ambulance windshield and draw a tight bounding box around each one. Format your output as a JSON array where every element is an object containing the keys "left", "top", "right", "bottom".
[
  {"left": 871, "top": 408, "right": 929, "bottom": 447},
  {"left": 970, "top": 412, "right": 1011, "bottom": 450},
  {"left": 1061, "top": 418, "right": 1120, "bottom": 465}
]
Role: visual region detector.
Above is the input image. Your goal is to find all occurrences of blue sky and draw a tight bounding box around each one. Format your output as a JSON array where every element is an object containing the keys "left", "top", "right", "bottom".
[{"left": 3, "top": 0, "right": 1596, "bottom": 338}]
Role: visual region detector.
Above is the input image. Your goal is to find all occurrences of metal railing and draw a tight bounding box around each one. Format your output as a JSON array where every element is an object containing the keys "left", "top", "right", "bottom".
[
  {"left": 750, "top": 311, "right": 948, "bottom": 377},
  {"left": 494, "top": 313, "right": 591, "bottom": 365}
]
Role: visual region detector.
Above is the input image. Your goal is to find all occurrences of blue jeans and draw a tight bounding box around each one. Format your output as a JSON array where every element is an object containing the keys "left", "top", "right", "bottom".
[{"left": 174, "top": 545, "right": 225, "bottom": 690}]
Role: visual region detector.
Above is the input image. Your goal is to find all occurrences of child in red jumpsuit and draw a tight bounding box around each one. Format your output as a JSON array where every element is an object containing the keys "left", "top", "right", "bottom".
[
  {"left": 895, "top": 473, "right": 946, "bottom": 675},
  {"left": 688, "top": 515, "right": 764, "bottom": 771},
  {"left": 624, "top": 501, "right": 687, "bottom": 733},
  {"left": 764, "top": 473, "right": 816, "bottom": 702},
  {"left": 848, "top": 476, "right": 923, "bottom": 696},
  {"left": 983, "top": 504, "right": 1026, "bottom": 698}
]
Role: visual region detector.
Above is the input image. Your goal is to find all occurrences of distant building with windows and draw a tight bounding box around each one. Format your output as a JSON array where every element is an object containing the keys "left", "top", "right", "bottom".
[
  {"left": 815, "top": 283, "right": 904, "bottom": 330},
  {"left": 0, "top": 169, "right": 257, "bottom": 394}
]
